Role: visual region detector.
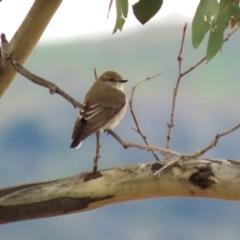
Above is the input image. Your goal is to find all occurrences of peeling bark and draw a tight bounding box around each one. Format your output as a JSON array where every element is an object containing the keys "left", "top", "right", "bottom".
[{"left": 0, "top": 158, "right": 240, "bottom": 224}]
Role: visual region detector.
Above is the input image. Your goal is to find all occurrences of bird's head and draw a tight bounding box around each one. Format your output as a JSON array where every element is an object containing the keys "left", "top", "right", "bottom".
[{"left": 98, "top": 71, "right": 128, "bottom": 90}]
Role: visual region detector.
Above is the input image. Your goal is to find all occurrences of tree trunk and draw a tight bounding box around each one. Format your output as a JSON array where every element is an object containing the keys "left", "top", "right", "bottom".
[{"left": 0, "top": 0, "right": 62, "bottom": 98}]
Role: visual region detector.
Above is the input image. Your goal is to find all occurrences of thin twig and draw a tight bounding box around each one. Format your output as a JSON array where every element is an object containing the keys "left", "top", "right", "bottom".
[
  {"left": 94, "top": 68, "right": 97, "bottom": 80},
  {"left": 0, "top": 34, "right": 82, "bottom": 108},
  {"left": 208, "top": 175, "right": 220, "bottom": 184},
  {"left": 178, "top": 23, "right": 187, "bottom": 73},
  {"left": 181, "top": 24, "right": 240, "bottom": 77},
  {"left": 154, "top": 159, "right": 179, "bottom": 176},
  {"left": 181, "top": 57, "right": 206, "bottom": 77},
  {"left": 106, "top": 129, "right": 181, "bottom": 157},
  {"left": 129, "top": 74, "right": 161, "bottom": 160},
  {"left": 93, "top": 131, "right": 101, "bottom": 174},
  {"left": 165, "top": 24, "right": 239, "bottom": 151},
  {"left": 223, "top": 24, "right": 240, "bottom": 42},
  {"left": 154, "top": 122, "right": 240, "bottom": 176},
  {"left": 165, "top": 23, "right": 187, "bottom": 150},
  {"left": 182, "top": 122, "right": 240, "bottom": 159},
  {"left": 1, "top": 23, "right": 239, "bottom": 164}
]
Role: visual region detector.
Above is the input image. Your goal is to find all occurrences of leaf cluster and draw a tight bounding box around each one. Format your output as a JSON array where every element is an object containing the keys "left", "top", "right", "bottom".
[
  {"left": 109, "top": 0, "right": 240, "bottom": 62},
  {"left": 192, "top": 0, "right": 240, "bottom": 61}
]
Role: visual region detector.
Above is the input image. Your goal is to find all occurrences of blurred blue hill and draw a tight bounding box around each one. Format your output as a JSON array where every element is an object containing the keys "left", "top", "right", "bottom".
[{"left": 1, "top": 24, "right": 240, "bottom": 240}]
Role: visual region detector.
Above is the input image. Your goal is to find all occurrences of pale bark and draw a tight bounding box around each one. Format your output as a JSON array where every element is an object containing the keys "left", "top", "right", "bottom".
[
  {"left": 0, "top": 158, "right": 240, "bottom": 224},
  {"left": 0, "top": 0, "right": 62, "bottom": 98}
]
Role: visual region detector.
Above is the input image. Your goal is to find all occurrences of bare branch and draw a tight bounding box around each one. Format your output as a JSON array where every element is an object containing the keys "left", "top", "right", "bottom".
[
  {"left": 1, "top": 34, "right": 82, "bottom": 109},
  {"left": 129, "top": 74, "right": 161, "bottom": 160},
  {"left": 157, "top": 124, "right": 240, "bottom": 175},
  {"left": 181, "top": 122, "right": 240, "bottom": 159},
  {"left": 224, "top": 24, "right": 240, "bottom": 42},
  {"left": 165, "top": 23, "right": 187, "bottom": 150},
  {"left": 155, "top": 123, "right": 240, "bottom": 176},
  {"left": 94, "top": 68, "right": 98, "bottom": 80},
  {"left": 181, "top": 57, "right": 206, "bottom": 77},
  {"left": 178, "top": 23, "right": 187, "bottom": 73},
  {"left": 165, "top": 24, "right": 239, "bottom": 151},
  {"left": 108, "top": 118, "right": 240, "bottom": 162},
  {"left": 106, "top": 129, "right": 181, "bottom": 157}
]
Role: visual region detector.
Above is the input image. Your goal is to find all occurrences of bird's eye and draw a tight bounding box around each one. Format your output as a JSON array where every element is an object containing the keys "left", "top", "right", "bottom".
[{"left": 108, "top": 78, "right": 115, "bottom": 82}]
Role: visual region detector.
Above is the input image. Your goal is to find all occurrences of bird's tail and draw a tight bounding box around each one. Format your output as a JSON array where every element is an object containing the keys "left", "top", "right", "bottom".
[
  {"left": 70, "top": 118, "right": 88, "bottom": 149},
  {"left": 70, "top": 139, "right": 82, "bottom": 149}
]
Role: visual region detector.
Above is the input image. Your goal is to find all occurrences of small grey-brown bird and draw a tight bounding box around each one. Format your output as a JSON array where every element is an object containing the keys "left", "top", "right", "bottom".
[{"left": 70, "top": 71, "right": 127, "bottom": 149}]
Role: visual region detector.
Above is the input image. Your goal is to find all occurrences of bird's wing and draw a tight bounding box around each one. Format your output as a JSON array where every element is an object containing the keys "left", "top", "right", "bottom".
[{"left": 71, "top": 97, "right": 126, "bottom": 142}]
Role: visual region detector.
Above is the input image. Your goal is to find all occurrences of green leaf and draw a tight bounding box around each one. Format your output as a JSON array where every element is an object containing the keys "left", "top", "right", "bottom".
[
  {"left": 192, "top": 0, "right": 219, "bottom": 49},
  {"left": 113, "top": 0, "right": 129, "bottom": 34},
  {"left": 229, "top": 2, "right": 240, "bottom": 28},
  {"left": 107, "top": 0, "right": 114, "bottom": 18},
  {"left": 132, "top": 0, "right": 163, "bottom": 25},
  {"left": 207, "top": 0, "right": 231, "bottom": 62}
]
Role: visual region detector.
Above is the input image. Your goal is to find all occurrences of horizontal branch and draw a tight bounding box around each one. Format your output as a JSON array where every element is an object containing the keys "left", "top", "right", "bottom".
[{"left": 1, "top": 158, "right": 240, "bottom": 224}]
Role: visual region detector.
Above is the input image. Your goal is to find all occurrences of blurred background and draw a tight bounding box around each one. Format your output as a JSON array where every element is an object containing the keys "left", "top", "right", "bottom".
[{"left": 1, "top": 1, "right": 240, "bottom": 240}]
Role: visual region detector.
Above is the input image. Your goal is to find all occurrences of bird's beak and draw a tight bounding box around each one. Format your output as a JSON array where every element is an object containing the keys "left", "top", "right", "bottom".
[{"left": 119, "top": 80, "right": 128, "bottom": 83}]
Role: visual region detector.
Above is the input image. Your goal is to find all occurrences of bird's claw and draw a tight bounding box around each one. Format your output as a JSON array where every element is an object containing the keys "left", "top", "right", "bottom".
[{"left": 84, "top": 171, "right": 103, "bottom": 182}]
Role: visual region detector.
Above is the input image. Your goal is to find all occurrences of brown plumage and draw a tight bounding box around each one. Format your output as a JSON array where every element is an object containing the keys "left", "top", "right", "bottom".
[{"left": 70, "top": 71, "right": 127, "bottom": 148}]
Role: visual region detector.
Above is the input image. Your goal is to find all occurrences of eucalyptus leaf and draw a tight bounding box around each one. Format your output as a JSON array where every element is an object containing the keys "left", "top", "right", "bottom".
[
  {"left": 133, "top": 0, "right": 163, "bottom": 25},
  {"left": 229, "top": 2, "right": 240, "bottom": 28},
  {"left": 107, "top": 0, "right": 114, "bottom": 18},
  {"left": 207, "top": 0, "right": 231, "bottom": 62},
  {"left": 192, "top": 0, "right": 219, "bottom": 49},
  {"left": 113, "top": 0, "right": 129, "bottom": 34}
]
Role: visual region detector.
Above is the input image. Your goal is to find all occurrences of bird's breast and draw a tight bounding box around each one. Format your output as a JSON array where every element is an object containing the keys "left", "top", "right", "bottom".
[{"left": 101, "top": 99, "right": 127, "bottom": 130}]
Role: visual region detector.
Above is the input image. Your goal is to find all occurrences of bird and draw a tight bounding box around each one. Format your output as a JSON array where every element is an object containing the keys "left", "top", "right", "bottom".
[{"left": 70, "top": 71, "right": 128, "bottom": 149}]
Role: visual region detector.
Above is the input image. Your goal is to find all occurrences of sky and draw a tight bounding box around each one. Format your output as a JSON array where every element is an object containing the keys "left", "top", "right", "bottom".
[{"left": 0, "top": 0, "right": 199, "bottom": 42}]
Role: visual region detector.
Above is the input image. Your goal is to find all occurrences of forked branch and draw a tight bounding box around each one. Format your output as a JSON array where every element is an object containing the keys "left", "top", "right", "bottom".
[
  {"left": 165, "top": 23, "right": 187, "bottom": 150},
  {"left": 129, "top": 74, "right": 161, "bottom": 160},
  {"left": 165, "top": 23, "right": 240, "bottom": 153}
]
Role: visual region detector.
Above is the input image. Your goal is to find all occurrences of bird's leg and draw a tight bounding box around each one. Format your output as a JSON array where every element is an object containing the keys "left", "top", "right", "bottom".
[
  {"left": 84, "top": 130, "right": 102, "bottom": 181},
  {"left": 93, "top": 130, "right": 101, "bottom": 174}
]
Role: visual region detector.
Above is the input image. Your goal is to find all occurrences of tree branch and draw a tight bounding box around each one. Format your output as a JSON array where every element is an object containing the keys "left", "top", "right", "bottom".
[
  {"left": 107, "top": 129, "right": 182, "bottom": 157},
  {"left": 129, "top": 74, "right": 161, "bottom": 160},
  {"left": 1, "top": 34, "right": 82, "bottom": 108},
  {"left": 165, "top": 24, "right": 240, "bottom": 151},
  {"left": 0, "top": 0, "right": 62, "bottom": 98},
  {"left": 94, "top": 68, "right": 98, "bottom": 80},
  {"left": 1, "top": 158, "right": 240, "bottom": 224},
  {"left": 107, "top": 116, "right": 240, "bottom": 160},
  {"left": 166, "top": 23, "right": 187, "bottom": 150},
  {"left": 180, "top": 122, "right": 240, "bottom": 159},
  {"left": 181, "top": 24, "right": 239, "bottom": 77}
]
